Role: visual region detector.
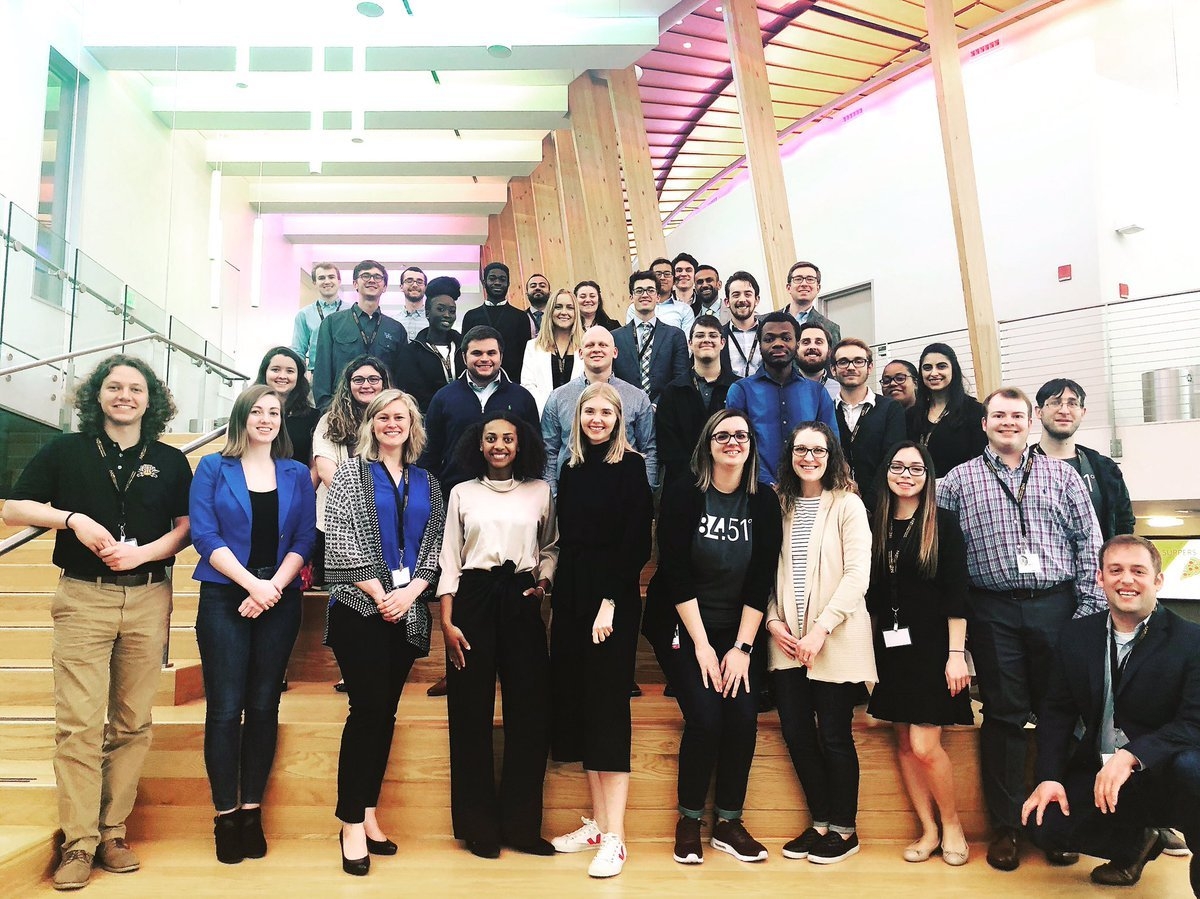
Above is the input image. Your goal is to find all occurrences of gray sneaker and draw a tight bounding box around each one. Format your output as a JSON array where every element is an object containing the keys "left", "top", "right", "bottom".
[
  {"left": 97, "top": 837, "right": 140, "bottom": 873},
  {"left": 53, "top": 850, "right": 93, "bottom": 891}
]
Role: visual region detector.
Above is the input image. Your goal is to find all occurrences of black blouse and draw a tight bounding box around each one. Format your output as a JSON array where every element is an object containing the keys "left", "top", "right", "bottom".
[{"left": 905, "top": 396, "right": 986, "bottom": 478}]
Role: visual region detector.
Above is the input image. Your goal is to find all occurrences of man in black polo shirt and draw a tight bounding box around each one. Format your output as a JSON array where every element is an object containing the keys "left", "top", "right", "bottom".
[{"left": 3, "top": 355, "right": 192, "bottom": 891}]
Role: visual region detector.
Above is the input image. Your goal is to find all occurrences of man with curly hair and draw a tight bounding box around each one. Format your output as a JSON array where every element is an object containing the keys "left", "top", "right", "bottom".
[{"left": 2, "top": 354, "right": 193, "bottom": 891}]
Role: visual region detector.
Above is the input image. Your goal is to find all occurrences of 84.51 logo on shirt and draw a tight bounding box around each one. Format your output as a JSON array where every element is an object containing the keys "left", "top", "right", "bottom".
[{"left": 698, "top": 515, "right": 752, "bottom": 542}]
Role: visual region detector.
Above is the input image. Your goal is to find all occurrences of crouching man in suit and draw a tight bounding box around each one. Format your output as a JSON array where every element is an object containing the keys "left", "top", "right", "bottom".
[{"left": 1022, "top": 534, "right": 1200, "bottom": 893}]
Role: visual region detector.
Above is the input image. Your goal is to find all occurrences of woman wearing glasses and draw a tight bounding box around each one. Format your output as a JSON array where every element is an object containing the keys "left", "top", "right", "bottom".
[
  {"left": 905, "top": 343, "right": 986, "bottom": 478},
  {"left": 766, "top": 421, "right": 874, "bottom": 865},
  {"left": 880, "top": 359, "right": 918, "bottom": 410},
  {"left": 866, "top": 441, "right": 972, "bottom": 865},
  {"left": 522, "top": 289, "right": 583, "bottom": 414},
  {"left": 644, "top": 409, "right": 783, "bottom": 866}
]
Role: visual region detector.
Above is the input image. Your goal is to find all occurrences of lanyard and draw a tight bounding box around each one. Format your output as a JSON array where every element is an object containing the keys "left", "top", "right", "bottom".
[
  {"left": 382, "top": 463, "right": 410, "bottom": 554},
  {"left": 432, "top": 343, "right": 454, "bottom": 383},
  {"left": 354, "top": 308, "right": 380, "bottom": 351},
  {"left": 316, "top": 300, "right": 342, "bottom": 321},
  {"left": 919, "top": 407, "right": 949, "bottom": 447},
  {"left": 840, "top": 399, "right": 874, "bottom": 443},
  {"left": 887, "top": 516, "right": 916, "bottom": 627},
  {"left": 95, "top": 438, "right": 148, "bottom": 539},
  {"left": 728, "top": 326, "right": 759, "bottom": 377},
  {"left": 981, "top": 452, "right": 1036, "bottom": 538}
]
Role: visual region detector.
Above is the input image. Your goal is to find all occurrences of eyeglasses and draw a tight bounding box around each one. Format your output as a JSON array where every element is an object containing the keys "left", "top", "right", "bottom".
[
  {"left": 834, "top": 357, "right": 870, "bottom": 369},
  {"left": 789, "top": 275, "right": 819, "bottom": 285},
  {"left": 358, "top": 274, "right": 386, "bottom": 283},
  {"left": 791, "top": 445, "right": 828, "bottom": 458},
  {"left": 888, "top": 462, "right": 927, "bottom": 476},
  {"left": 631, "top": 286, "right": 657, "bottom": 297},
  {"left": 711, "top": 431, "right": 751, "bottom": 445},
  {"left": 880, "top": 373, "right": 911, "bottom": 386},
  {"left": 1042, "top": 397, "right": 1083, "bottom": 410},
  {"left": 350, "top": 375, "right": 384, "bottom": 386},
  {"left": 652, "top": 270, "right": 673, "bottom": 279},
  {"left": 401, "top": 277, "right": 425, "bottom": 287}
]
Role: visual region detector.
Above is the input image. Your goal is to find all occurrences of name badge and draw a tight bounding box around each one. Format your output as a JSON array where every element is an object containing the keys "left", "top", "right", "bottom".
[
  {"left": 1016, "top": 551, "right": 1042, "bottom": 574},
  {"left": 391, "top": 566, "right": 411, "bottom": 587},
  {"left": 882, "top": 626, "right": 913, "bottom": 648},
  {"left": 121, "top": 537, "right": 139, "bottom": 547}
]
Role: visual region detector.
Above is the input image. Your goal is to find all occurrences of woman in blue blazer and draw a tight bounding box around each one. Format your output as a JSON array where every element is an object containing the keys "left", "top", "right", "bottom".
[{"left": 190, "top": 384, "right": 317, "bottom": 865}]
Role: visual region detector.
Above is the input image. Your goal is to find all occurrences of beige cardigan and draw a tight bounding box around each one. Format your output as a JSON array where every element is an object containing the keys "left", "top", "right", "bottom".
[{"left": 765, "top": 489, "right": 877, "bottom": 685}]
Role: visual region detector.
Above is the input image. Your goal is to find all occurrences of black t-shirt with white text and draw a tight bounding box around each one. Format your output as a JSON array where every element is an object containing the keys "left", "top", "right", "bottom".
[{"left": 690, "top": 487, "right": 754, "bottom": 629}]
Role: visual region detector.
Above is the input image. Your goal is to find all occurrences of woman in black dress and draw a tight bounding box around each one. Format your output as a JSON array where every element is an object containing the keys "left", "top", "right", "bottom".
[
  {"left": 549, "top": 383, "right": 652, "bottom": 879},
  {"left": 904, "top": 342, "right": 986, "bottom": 479},
  {"left": 866, "top": 440, "right": 972, "bottom": 866},
  {"left": 255, "top": 346, "right": 320, "bottom": 467}
]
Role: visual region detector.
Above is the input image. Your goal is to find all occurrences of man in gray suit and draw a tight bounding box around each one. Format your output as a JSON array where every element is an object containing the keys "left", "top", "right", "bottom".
[
  {"left": 613, "top": 270, "right": 689, "bottom": 404},
  {"left": 785, "top": 260, "right": 842, "bottom": 346}
]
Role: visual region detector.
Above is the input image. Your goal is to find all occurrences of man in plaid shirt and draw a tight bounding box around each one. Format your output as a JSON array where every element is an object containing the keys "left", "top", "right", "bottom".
[{"left": 937, "top": 386, "right": 1103, "bottom": 873}]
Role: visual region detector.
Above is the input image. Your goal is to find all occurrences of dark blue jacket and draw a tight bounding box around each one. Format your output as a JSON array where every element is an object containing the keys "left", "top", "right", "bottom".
[{"left": 612, "top": 320, "right": 689, "bottom": 402}]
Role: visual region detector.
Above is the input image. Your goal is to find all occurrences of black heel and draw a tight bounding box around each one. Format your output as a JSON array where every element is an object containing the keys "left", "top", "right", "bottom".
[
  {"left": 366, "top": 836, "right": 398, "bottom": 856},
  {"left": 240, "top": 807, "right": 267, "bottom": 858},
  {"left": 340, "top": 831, "right": 370, "bottom": 876},
  {"left": 214, "top": 813, "right": 244, "bottom": 865}
]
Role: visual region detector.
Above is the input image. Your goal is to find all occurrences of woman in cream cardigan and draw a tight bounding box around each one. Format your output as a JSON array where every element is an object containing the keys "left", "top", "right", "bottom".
[
  {"left": 521, "top": 289, "right": 582, "bottom": 414},
  {"left": 765, "top": 420, "right": 875, "bottom": 866}
]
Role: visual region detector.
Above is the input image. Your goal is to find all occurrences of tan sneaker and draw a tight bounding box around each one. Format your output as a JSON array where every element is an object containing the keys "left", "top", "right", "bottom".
[
  {"left": 52, "top": 849, "right": 93, "bottom": 891},
  {"left": 97, "top": 837, "right": 140, "bottom": 873}
]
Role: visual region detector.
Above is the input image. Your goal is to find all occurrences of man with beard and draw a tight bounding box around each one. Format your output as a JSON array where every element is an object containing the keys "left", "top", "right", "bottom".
[
  {"left": 292, "top": 261, "right": 344, "bottom": 371},
  {"left": 397, "top": 266, "right": 429, "bottom": 341},
  {"left": 725, "top": 311, "right": 839, "bottom": 486},
  {"left": 720, "top": 271, "right": 762, "bottom": 379},
  {"left": 395, "top": 276, "right": 465, "bottom": 412},
  {"left": 880, "top": 359, "right": 919, "bottom": 410},
  {"left": 524, "top": 273, "right": 551, "bottom": 335},
  {"left": 461, "top": 263, "right": 534, "bottom": 383},
  {"left": 796, "top": 321, "right": 840, "bottom": 400},
  {"left": 691, "top": 264, "right": 728, "bottom": 323},
  {"left": 785, "top": 261, "right": 841, "bottom": 346}
]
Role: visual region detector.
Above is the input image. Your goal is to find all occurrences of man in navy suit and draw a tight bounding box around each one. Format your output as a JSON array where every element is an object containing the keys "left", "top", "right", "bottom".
[
  {"left": 830, "top": 338, "right": 906, "bottom": 510},
  {"left": 1023, "top": 535, "right": 1200, "bottom": 892},
  {"left": 613, "top": 270, "right": 688, "bottom": 403}
]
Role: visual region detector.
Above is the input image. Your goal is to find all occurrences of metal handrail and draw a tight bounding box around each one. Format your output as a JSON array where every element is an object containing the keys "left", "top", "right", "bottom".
[
  {"left": 0, "top": 334, "right": 251, "bottom": 382},
  {"left": 0, "top": 424, "right": 228, "bottom": 559}
]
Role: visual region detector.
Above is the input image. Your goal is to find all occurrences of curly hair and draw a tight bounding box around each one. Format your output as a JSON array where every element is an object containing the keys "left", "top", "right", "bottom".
[
  {"left": 73, "top": 354, "right": 177, "bottom": 442},
  {"left": 321, "top": 355, "right": 391, "bottom": 448},
  {"left": 452, "top": 411, "right": 545, "bottom": 482},
  {"left": 254, "top": 346, "right": 313, "bottom": 416},
  {"left": 776, "top": 421, "right": 853, "bottom": 513}
]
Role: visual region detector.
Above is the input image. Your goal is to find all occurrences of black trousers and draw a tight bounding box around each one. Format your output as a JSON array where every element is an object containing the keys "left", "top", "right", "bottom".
[
  {"left": 327, "top": 601, "right": 420, "bottom": 823},
  {"left": 446, "top": 567, "right": 550, "bottom": 845},
  {"left": 968, "top": 584, "right": 1075, "bottom": 829},
  {"left": 1028, "top": 749, "right": 1200, "bottom": 875}
]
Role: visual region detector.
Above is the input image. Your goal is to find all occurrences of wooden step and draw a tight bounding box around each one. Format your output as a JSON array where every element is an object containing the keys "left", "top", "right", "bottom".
[
  {"left": 0, "top": 626, "right": 200, "bottom": 662},
  {"left": 0, "top": 825, "right": 56, "bottom": 896},
  {"left": 0, "top": 661, "right": 203, "bottom": 707}
]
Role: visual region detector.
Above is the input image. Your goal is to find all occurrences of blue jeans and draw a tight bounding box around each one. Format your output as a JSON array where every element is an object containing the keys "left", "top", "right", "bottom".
[{"left": 195, "top": 582, "right": 302, "bottom": 811}]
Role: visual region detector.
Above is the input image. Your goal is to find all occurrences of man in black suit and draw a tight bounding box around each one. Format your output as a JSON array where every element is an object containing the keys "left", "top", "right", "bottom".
[
  {"left": 1023, "top": 535, "right": 1200, "bottom": 892},
  {"left": 613, "top": 270, "right": 688, "bottom": 404},
  {"left": 830, "top": 338, "right": 906, "bottom": 510},
  {"left": 460, "top": 262, "right": 534, "bottom": 383}
]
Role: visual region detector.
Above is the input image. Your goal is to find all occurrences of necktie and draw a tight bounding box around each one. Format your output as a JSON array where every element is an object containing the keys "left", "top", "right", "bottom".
[{"left": 637, "top": 323, "right": 653, "bottom": 394}]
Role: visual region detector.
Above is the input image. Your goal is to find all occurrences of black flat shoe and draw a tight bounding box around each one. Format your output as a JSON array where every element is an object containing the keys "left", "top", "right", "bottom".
[
  {"left": 366, "top": 836, "right": 398, "bottom": 856},
  {"left": 334, "top": 681, "right": 348, "bottom": 693},
  {"left": 507, "top": 837, "right": 556, "bottom": 856},
  {"left": 466, "top": 840, "right": 500, "bottom": 859},
  {"left": 340, "top": 831, "right": 370, "bottom": 876}
]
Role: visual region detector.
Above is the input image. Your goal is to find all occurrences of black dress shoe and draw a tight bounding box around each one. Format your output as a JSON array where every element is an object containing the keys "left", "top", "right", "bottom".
[
  {"left": 366, "top": 836, "right": 398, "bottom": 856},
  {"left": 986, "top": 827, "right": 1020, "bottom": 871},
  {"left": 334, "top": 681, "right": 348, "bottom": 693},
  {"left": 506, "top": 837, "right": 556, "bottom": 856},
  {"left": 630, "top": 683, "right": 643, "bottom": 698},
  {"left": 1090, "top": 828, "right": 1163, "bottom": 886},
  {"left": 340, "top": 831, "right": 370, "bottom": 876},
  {"left": 1045, "top": 849, "right": 1079, "bottom": 866},
  {"left": 466, "top": 840, "right": 501, "bottom": 859}
]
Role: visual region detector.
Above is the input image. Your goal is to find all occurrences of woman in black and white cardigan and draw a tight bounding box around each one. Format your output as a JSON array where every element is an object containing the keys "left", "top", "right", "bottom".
[{"left": 323, "top": 389, "right": 445, "bottom": 875}]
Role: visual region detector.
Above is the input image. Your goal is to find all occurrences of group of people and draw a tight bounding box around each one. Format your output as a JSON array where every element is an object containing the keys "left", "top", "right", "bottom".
[{"left": 4, "top": 252, "right": 1198, "bottom": 896}]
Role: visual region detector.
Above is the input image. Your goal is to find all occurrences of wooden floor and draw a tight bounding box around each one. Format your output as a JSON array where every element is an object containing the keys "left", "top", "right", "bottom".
[{"left": 11, "top": 836, "right": 1196, "bottom": 898}]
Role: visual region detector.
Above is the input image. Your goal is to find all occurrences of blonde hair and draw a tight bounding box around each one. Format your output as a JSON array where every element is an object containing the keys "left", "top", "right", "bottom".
[
  {"left": 355, "top": 389, "right": 426, "bottom": 465},
  {"left": 566, "top": 383, "right": 636, "bottom": 468},
  {"left": 534, "top": 288, "right": 582, "bottom": 354}
]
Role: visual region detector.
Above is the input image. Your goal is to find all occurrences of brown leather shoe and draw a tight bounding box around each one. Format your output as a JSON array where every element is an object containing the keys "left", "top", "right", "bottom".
[
  {"left": 1046, "top": 849, "right": 1079, "bottom": 866},
  {"left": 96, "top": 837, "right": 140, "bottom": 873},
  {"left": 426, "top": 676, "right": 448, "bottom": 697},
  {"left": 986, "top": 827, "right": 1020, "bottom": 871},
  {"left": 1090, "top": 828, "right": 1163, "bottom": 886}
]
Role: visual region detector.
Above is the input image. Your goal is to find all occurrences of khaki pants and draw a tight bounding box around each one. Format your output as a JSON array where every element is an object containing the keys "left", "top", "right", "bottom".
[{"left": 51, "top": 574, "right": 170, "bottom": 854}]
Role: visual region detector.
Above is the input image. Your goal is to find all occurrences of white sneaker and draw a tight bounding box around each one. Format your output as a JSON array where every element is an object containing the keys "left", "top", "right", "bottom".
[
  {"left": 588, "top": 833, "right": 627, "bottom": 878},
  {"left": 552, "top": 816, "right": 603, "bottom": 853}
]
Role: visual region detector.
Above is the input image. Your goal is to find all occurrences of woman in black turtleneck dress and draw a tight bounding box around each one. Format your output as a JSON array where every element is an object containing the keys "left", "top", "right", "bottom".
[{"left": 549, "top": 382, "right": 653, "bottom": 878}]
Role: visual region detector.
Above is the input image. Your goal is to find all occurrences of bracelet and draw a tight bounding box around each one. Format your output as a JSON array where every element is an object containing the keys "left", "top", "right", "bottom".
[
  {"left": 64, "top": 512, "right": 76, "bottom": 529},
  {"left": 602, "top": 598, "right": 616, "bottom": 608}
]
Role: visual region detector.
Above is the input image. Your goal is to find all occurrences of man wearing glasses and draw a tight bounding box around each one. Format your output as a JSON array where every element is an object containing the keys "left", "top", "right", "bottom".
[
  {"left": 626, "top": 256, "right": 696, "bottom": 335},
  {"left": 831, "top": 339, "right": 905, "bottom": 509},
  {"left": 785, "top": 261, "right": 841, "bottom": 346},
  {"left": 397, "top": 265, "right": 429, "bottom": 341},
  {"left": 312, "top": 259, "right": 408, "bottom": 410},
  {"left": 613, "top": 271, "right": 689, "bottom": 403}
]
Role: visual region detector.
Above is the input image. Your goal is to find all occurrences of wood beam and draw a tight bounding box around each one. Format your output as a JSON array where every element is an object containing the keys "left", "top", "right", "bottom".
[
  {"left": 606, "top": 65, "right": 667, "bottom": 267},
  {"left": 925, "top": 0, "right": 1002, "bottom": 395},
  {"left": 723, "top": 0, "right": 797, "bottom": 310},
  {"left": 530, "top": 135, "right": 569, "bottom": 292},
  {"left": 553, "top": 129, "right": 597, "bottom": 295},
  {"left": 481, "top": 214, "right": 499, "bottom": 270},
  {"left": 569, "top": 72, "right": 633, "bottom": 320},
  {"left": 496, "top": 199, "right": 523, "bottom": 307},
  {"left": 509, "top": 176, "right": 543, "bottom": 294}
]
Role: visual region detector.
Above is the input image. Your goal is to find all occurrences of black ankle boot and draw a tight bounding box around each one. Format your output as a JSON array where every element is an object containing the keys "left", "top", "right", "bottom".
[
  {"left": 214, "top": 812, "right": 244, "bottom": 864},
  {"left": 240, "top": 807, "right": 267, "bottom": 859}
]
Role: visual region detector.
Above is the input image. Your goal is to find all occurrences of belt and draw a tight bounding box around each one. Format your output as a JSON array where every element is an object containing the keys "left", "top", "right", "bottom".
[
  {"left": 64, "top": 569, "right": 167, "bottom": 587},
  {"left": 971, "top": 582, "right": 1072, "bottom": 601}
]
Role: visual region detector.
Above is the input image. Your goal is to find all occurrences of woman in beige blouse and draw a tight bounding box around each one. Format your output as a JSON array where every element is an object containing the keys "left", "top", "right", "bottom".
[{"left": 437, "top": 411, "right": 558, "bottom": 860}]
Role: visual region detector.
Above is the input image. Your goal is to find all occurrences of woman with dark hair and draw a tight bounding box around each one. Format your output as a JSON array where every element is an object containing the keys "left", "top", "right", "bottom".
[
  {"left": 189, "top": 384, "right": 317, "bottom": 864},
  {"left": 437, "top": 411, "right": 558, "bottom": 859},
  {"left": 644, "top": 408, "right": 783, "bottom": 866},
  {"left": 766, "top": 420, "right": 874, "bottom": 865},
  {"left": 574, "top": 280, "right": 620, "bottom": 332},
  {"left": 255, "top": 346, "right": 320, "bottom": 467},
  {"left": 323, "top": 389, "right": 445, "bottom": 875},
  {"left": 905, "top": 343, "right": 986, "bottom": 478},
  {"left": 880, "top": 359, "right": 919, "bottom": 410},
  {"left": 549, "top": 383, "right": 652, "bottom": 878},
  {"left": 866, "top": 440, "right": 972, "bottom": 866}
]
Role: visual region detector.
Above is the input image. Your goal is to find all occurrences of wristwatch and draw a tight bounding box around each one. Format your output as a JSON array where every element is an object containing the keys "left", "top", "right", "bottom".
[{"left": 734, "top": 641, "right": 754, "bottom": 655}]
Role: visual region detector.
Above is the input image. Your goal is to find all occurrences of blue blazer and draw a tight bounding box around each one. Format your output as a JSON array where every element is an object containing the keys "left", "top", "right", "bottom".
[
  {"left": 189, "top": 453, "right": 317, "bottom": 586},
  {"left": 612, "top": 321, "right": 689, "bottom": 403}
]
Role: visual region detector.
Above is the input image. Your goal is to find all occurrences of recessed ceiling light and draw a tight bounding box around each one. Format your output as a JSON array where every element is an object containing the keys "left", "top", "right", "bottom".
[
  {"left": 1146, "top": 516, "right": 1185, "bottom": 528},
  {"left": 634, "top": 65, "right": 643, "bottom": 81},
  {"left": 351, "top": 136, "right": 364, "bottom": 144},
  {"left": 235, "top": 81, "right": 249, "bottom": 89},
  {"left": 487, "top": 43, "right": 513, "bottom": 59},
  {"left": 716, "top": 4, "right": 723, "bottom": 10},
  {"left": 683, "top": 41, "right": 692, "bottom": 49},
  {"left": 357, "top": 2, "right": 384, "bottom": 17}
]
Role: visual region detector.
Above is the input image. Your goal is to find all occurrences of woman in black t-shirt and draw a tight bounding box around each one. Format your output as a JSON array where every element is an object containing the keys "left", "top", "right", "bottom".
[{"left": 643, "top": 409, "right": 783, "bottom": 867}]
